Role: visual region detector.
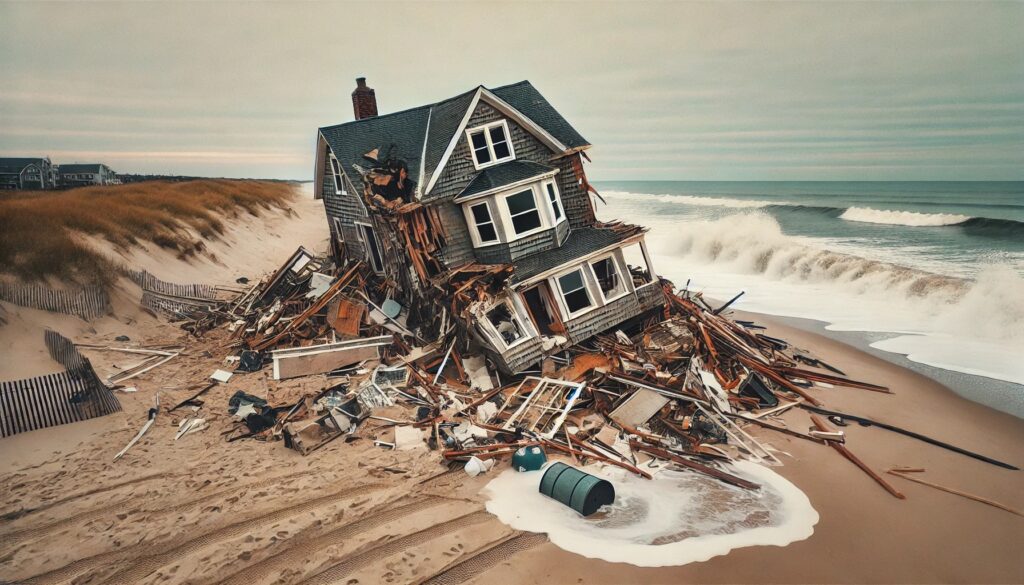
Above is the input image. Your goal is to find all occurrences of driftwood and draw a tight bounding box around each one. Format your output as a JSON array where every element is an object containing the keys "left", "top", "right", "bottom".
[
  {"left": 810, "top": 414, "right": 904, "bottom": 499},
  {"left": 887, "top": 469, "right": 1024, "bottom": 518},
  {"left": 801, "top": 404, "right": 1019, "bottom": 471}
]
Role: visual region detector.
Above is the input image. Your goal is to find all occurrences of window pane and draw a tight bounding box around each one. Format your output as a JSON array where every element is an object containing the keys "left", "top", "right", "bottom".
[
  {"left": 593, "top": 257, "right": 624, "bottom": 298},
  {"left": 506, "top": 190, "right": 536, "bottom": 216},
  {"left": 492, "top": 140, "right": 511, "bottom": 160},
  {"left": 487, "top": 303, "right": 524, "bottom": 345},
  {"left": 546, "top": 184, "right": 562, "bottom": 220},
  {"left": 474, "top": 146, "right": 491, "bottom": 164},
  {"left": 558, "top": 270, "right": 585, "bottom": 293},
  {"left": 477, "top": 223, "right": 498, "bottom": 242},
  {"left": 471, "top": 203, "right": 491, "bottom": 224},
  {"left": 470, "top": 131, "right": 488, "bottom": 150},
  {"left": 565, "top": 289, "right": 592, "bottom": 313},
  {"left": 488, "top": 125, "right": 507, "bottom": 144},
  {"left": 511, "top": 210, "right": 542, "bottom": 233},
  {"left": 622, "top": 242, "right": 653, "bottom": 284}
]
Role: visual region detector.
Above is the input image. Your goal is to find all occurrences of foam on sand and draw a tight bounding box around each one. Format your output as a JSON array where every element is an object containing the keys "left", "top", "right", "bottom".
[{"left": 483, "top": 461, "right": 818, "bottom": 567}]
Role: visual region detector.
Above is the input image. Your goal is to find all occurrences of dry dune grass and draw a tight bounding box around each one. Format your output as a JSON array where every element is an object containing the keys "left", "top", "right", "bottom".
[{"left": 0, "top": 179, "right": 296, "bottom": 284}]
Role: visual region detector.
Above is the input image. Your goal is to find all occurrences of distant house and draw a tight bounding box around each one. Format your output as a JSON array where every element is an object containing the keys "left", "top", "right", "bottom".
[
  {"left": 0, "top": 157, "right": 59, "bottom": 190},
  {"left": 315, "top": 78, "right": 662, "bottom": 374},
  {"left": 59, "top": 164, "right": 119, "bottom": 188}
]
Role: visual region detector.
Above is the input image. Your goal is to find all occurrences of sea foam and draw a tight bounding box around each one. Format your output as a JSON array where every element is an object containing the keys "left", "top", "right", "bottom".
[{"left": 483, "top": 462, "right": 818, "bottom": 567}]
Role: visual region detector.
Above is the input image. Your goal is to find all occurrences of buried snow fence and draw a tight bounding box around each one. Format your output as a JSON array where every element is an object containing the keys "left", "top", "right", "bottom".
[
  {"left": 0, "top": 331, "right": 121, "bottom": 438},
  {"left": 0, "top": 281, "right": 111, "bottom": 321}
]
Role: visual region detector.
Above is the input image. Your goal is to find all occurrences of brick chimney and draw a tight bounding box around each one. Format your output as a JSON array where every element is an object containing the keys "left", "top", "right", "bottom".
[{"left": 351, "top": 77, "right": 378, "bottom": 120}]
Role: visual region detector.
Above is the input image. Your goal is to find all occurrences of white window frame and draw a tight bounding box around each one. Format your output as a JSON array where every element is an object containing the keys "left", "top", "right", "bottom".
[
  {"left": 587, "top": 253, "right": 630, "bottom": 304},
  {"left": 331, "top": 217, "right": 345, "bottom": 242},
  {"left": 543, "top": 180, "right": 566, "bottom": 226},
  {"left": 329, "top": 155, "right": 346, "bottom": 196},
  {"left": 553, "top": 266, "right": 596, "bottom": 319},
  {"left": 466, "top": 120, "right": 515, "bottom": 170},
  {"left": 464, "top": 200, "right": 500, "bottom": 247},
  {"left": 355, "top": 222, "right": 384, "bottom": 274},
  {"left": 501, "top": 187, "right": 546, "bottom": 239},
  {"left": 622, "top": 240, "right": 658, "bottom": 289},
  {"left": 481, "top": 298, "right": 534, "bottom": 351}
]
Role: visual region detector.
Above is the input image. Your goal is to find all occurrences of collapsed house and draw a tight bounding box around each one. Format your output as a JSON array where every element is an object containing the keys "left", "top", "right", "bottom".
[{"left": 315, "top": 78, "right": 664, "bottom": 374}]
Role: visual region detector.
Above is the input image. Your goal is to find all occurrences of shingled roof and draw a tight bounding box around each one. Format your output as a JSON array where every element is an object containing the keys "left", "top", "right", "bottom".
[
  {"left": 319, "top": 81, "right": 588, "bottom": 199},
  {"left": 509, "top": 227, "right": 633, "bottom": 285},
  {"left": 455, "top": 160, "right": 556, "bottom": 202},
  {"left": 0, "top": 158, "right": 47, "bottom": 174},
  {"left": 59, "top": 164, "right": 105, "bottom": 174}
]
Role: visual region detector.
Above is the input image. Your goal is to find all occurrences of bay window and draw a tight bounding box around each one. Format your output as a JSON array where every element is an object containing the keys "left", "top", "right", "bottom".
[
  {"left": 505, "top": 189, "right": 543, "bottom": 235},
  {"left": 467, "top": 121, "right": 515, "bottom": 169}
]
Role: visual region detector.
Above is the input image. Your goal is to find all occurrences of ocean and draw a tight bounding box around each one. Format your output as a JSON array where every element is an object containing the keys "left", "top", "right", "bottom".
[{"left": 592, "top": 181, "right": 1024, "bottom": 417}]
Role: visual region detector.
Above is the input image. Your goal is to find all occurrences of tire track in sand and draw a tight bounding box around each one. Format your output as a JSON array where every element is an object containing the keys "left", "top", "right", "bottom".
[
  {"left": 297, "top": 511, "right": 492, "bottom": 585},
  {"left": 217, "top": 496, "right": 448, "bottom": 585},
  {"left": 20, "top": 482, "right": 382, "bottom": 585},
  {"left": 2, "top": 469, "right": 317, "bottom": 549},
  {"left": 416, "top": 532, "right": 548, "bottom": 585},
  {"left": 1, "top": 471, "right": 177, "bottom": 522}
]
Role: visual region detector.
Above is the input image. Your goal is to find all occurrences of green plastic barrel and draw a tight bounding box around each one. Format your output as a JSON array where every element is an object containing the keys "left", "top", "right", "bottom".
[{"left": 538, "top": 462, "right": 615, "bottom": 516}]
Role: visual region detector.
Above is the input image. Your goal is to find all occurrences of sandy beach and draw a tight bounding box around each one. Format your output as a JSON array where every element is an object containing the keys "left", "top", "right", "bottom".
[{"left": 1, "top": 188, "right": 1022, "bottom": 585}]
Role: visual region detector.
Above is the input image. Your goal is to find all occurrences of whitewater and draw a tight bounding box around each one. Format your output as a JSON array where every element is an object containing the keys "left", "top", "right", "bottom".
[{"left": 596, "top": 181, "right": 1024, "bottom": 417}]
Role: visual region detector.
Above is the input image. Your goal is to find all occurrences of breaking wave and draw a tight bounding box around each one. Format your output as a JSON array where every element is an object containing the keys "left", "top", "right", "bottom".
[
  {"left": 667, "top": 212, "right": 1024, "bottom": 345},
  {"left": 840, "top": 206, "right": 972, "bottom": 227},
  {"left": 604, "top": 190, "right": 780, "bottom": 209},
  {"left": 604, "top": 191, "right": 1024, "bottom": 240}
]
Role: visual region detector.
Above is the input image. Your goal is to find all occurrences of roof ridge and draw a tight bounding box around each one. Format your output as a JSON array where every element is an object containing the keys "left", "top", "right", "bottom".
[{"left": 320, "top": 82, "right": 533, "bottom": 132}]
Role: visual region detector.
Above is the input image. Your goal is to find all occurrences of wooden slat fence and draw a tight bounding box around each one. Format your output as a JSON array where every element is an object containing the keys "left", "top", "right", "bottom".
[
  {"left": 0, "top": 331, "right": 122, "bottom": 438},
  {"left": 0, "top": 282, "right": 110, "bottom": 320},
  {"left": 124, "top": 269, "right": 217, "bottom": 300},
  {"left": 141, "top": 291, "right": 219, "bottom": 319}
]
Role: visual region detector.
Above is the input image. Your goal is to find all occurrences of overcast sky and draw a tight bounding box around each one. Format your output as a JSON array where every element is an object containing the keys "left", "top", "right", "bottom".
[{"left": 1, "top": 1, "right": 1022, "bottom": 181}]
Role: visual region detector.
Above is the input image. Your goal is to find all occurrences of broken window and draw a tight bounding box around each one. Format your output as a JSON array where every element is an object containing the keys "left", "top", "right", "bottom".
[
  {"left": 330, "top": 156, "right": 345, "bottom": 195},
  {"left": 557, "top": 268, "right": 594, "bottom": 315},
  {"left": 467, "top": 120, "right": 515, "bottom": 169},
  {"left": 506, "top": 189, "right": 542, "bottom": 235},
  {"left": 545, "top": 181, "right": 563, "bottom": 223},
  {"left": 357, "top": 223, "right": 384, "bottom": 273},
  {"left": 486, "top": 302, "right": 527, "bottom": 347},
  {"left": 621, "top": 242, "right": 655, "bottom": 286},
  {"left": 469, "top": 202, "right": 498, "bottom": 244},
  {"left": 591, "top": 256, "right": 626, "bottom": 301}
]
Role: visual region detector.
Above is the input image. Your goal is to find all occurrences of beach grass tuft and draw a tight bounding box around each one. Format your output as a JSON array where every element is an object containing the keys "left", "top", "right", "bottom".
[{"left": 0, "top": 179, "right": 295, "bottom": 285}]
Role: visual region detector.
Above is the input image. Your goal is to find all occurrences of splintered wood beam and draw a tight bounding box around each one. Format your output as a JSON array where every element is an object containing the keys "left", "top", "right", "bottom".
[
  {"left": 810, "top": 414, "right": 904, "bottom": 499},
  {"left": 629, "top": 440, "right": 760, "bottom": 490}
]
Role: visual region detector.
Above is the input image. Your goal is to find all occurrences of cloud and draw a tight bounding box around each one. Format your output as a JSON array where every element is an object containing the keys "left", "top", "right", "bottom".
[{"left": 1, "top": 1, "right": 1021, "bottom": 180}]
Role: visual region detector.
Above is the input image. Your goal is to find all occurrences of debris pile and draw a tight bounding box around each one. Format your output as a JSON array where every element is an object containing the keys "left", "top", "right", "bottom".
[{"left": 120, "top": 247, "right": 1016, "bottom": 503}]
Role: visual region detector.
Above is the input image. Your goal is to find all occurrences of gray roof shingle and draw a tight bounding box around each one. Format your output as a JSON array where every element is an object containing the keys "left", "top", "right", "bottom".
[
  {"left": 456, "top": 160, "right": 556, "bottom": 201},
  {"left": 59, "top": 164, "right": 104, "bottom": 174},
  {"left": 0, "top": 158, "right": 47, "bottom": 174},
  {"left": 319, "top": 81, "right": 589, "bottom": 197},
  {"left": 510, "top": 227, "right": 632, "bottom": 284}
]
